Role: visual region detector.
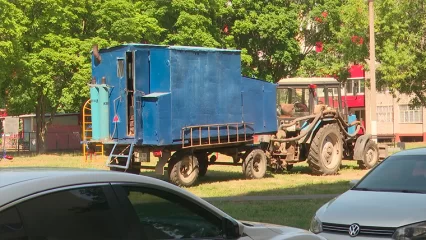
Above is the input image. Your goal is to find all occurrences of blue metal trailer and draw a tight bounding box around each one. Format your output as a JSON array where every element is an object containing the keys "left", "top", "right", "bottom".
[
  {"left": 87, "top": 44, "right": 277, "bottom": 186},
  {"left": 85, "top": 44, "right": 387, "bottom": 187}
]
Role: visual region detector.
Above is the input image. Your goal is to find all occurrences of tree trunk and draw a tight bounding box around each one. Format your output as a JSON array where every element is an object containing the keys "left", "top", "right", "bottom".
[{"left": 35, "top": 94, "right": 47, "bottom": 154}]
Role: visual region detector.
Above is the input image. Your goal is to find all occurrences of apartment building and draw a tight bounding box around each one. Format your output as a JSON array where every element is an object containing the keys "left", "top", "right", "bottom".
[
  {"left": 343, "top": 66, "right": 426, "bottom": 143},
  {"left": 375, "top": 90, "right": 426, "bottom": 142}
]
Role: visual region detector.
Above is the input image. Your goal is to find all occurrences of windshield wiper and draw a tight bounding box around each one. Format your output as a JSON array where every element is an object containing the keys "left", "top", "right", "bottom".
[
  {"left": 354, "top": 188, "right": 426, "bottom": 193},
  {"left": 384, "top": 189, "right": 426, "bottom": 194},
  {"left": 352, "top": 187, "right": 374, "bottom": 191}
]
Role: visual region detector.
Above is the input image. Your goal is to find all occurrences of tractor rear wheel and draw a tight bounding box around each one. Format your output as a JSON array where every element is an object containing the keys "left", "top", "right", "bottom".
[
  {"left": 308, "top": 124, "right": 343, "bottom": 175},
  {"left": 242, "top": 149, "right": 267, "bottom": 179},
  {"left": 168, "top": 153, "right": 199, "bottom": 187},
  {"left": 358, "top": 140, "right": 379, "bottom": 169}
]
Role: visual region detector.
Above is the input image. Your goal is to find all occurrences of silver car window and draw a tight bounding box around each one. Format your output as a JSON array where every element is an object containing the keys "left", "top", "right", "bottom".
[
  {"left": 354, "top": 155, "right": 426, "bottom": 193},
  {"left": 120, "top": 186, "right": 224, "bottom": 240}
]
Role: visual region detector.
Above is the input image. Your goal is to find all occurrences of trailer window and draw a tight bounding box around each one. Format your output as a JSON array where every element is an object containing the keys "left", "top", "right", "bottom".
[{"left": 117, "top": 58, "right": 125, "bottom": 78}]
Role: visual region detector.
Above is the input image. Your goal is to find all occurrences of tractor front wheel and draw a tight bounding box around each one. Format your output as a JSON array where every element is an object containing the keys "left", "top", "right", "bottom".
[
  {"left": 307, "top": 124, "right": 343, "bottom": 175},
  {"left": 358, "top": 140, "right": 379, "bottom": 169}
]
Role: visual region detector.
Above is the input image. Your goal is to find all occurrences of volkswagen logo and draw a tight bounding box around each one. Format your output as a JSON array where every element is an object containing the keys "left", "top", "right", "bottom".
[{"left": 348, "top": 223, "right": 360, "bottom": 237}]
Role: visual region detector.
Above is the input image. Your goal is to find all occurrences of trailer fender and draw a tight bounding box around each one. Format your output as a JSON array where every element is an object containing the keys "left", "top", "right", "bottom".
[
  {"left": 353, "top": 134, "right": 372, "bottom": 161},
  {"left": 299, "top": 120, "right": 322, "bottom": 144}
]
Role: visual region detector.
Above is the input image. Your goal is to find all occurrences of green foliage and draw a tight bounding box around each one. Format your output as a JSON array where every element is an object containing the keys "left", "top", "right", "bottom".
[
  {"left": 297, "top": 0, "right": 369, "bottom": 81},
  {"left": 3, "top": 0, "right": 426, "bottom": 152},
  {"left": 223, "top": 0, "right": 301, "bottom": 81},
  {"left": 374, "top": 0, "right": 426, "bottom": 107}
]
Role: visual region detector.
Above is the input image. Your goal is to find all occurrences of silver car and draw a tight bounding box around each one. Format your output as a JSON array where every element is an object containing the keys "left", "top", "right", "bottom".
[
  {"left": 0, "top": 167, "right": 325, "bottom": 240},
  {"left": 310, "top": 147, "right": 426, "bottom": 240}
]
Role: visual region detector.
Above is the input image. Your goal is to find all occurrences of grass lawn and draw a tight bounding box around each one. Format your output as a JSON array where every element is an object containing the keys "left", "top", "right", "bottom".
[
  {"left": 213, "top": 199, "right": 331, "bottom": 230},
  {"left": 0, "top": 152, "right": 363, "bottom": 197},
  {"left": 1, "top": 142, "right": 425, "bottom": 229}
]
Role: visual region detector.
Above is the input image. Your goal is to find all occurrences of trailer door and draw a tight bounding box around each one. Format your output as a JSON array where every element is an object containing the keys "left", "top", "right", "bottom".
[{"left": 133, "top": 50, "right": 150, "bottom": 142}]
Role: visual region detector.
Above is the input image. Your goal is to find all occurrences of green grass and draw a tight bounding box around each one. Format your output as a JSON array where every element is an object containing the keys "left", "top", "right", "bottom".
[
  {"left": 7, "top": 144, "right": 426, "bottom": 230},
  {"left": 212, "top": 199, "right": 331, "bottom": 230},
  {"left": 4, "top": 141, "right": 426, "bottom": 199},
  {"left": 0, "top": 153, "right": 362, "bottom": 198}
]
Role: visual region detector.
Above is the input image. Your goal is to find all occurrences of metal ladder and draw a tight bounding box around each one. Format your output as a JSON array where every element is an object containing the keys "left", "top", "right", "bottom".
[{"left": 106, "top": 143, "right": 135, "bottom": 170}]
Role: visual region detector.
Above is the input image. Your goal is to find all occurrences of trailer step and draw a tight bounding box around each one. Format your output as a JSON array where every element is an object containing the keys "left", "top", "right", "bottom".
[{"left": 106, "top": 143, "right": 135, "bottom": 170}]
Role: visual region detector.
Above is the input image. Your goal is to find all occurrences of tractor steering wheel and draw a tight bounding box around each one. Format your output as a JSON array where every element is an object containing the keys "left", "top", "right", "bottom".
[{"left": 294, "top": 102, "right": 308, "bottom": 112}]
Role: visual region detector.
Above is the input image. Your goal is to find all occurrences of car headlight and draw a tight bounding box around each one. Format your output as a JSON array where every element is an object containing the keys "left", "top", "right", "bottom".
[
  {"left": 310, "top": 216, "right": 323, "bottom": 234},
  {"left": 393, "top": 221, "right": 426, "bottom": 240}
]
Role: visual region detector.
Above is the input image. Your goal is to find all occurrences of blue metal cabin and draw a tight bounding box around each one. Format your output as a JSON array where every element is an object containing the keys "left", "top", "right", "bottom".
[{"left": 90, "top": 44, "right": 277, "bottom": 148}]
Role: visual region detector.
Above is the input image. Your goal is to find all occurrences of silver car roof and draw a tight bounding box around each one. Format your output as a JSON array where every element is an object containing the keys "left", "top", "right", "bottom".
[
  {"left": 0, "top": 167, "right": 229, "bottom": 218},
  {"left": 391, "top": 147, "right": 426, "bottom": 156}
]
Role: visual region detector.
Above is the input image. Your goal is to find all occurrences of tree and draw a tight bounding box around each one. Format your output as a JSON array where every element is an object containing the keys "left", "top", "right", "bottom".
[
  {"left": 5, "top": 0, "right": 166, "bottom": 153},
  {"left": 0, "top": 0, "right": 27, "bottom": 108},
  {"left": 374, "top": 0, "right": 426, "bottom": 107},
  {"left": 297, "top": 0, "right": 369, "bottom": 82},
  {"left": 221, "top": 0, "right": 302, "bottom": 81}
]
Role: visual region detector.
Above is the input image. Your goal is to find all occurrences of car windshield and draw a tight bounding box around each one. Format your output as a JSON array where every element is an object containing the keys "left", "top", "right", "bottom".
[{"left": 354, "top": 154, "right": 426, "bottom": 193}]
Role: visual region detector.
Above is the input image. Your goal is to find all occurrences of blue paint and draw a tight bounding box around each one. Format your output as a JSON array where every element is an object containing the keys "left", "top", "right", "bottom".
[
  {"left": 348, "top": 114, "right": 357, "bottom": 135},
  {"left": 142, "top": 93, "right": 172, "bottom": 145},
  {"left": 90, "top": 87, "right": 100, "bottom": 140},
  {"left": 90, "top": 44, "right": 278, "bottom": 146},
  {"left": 98, "top": 85, "right": 110, "bottom": 140},
  {"left": 134, "top": 50, "right": 150, "bottom": 142},
  {"left": 150, "top": 49, "right": 170, "bottom": 93}
]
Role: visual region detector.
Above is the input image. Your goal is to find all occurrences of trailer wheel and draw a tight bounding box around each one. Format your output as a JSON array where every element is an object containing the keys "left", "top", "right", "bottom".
[
  {"left": 242, "top": 149, "right": 267, "bottom": 179},
  {"left": 195, "top": 153, "right": 209, "bottom": 177},
  {"left": 307, "top": 124, "right": 343, "bottom": 175},
  {"left": 168, "top": 154, "right": 199, "bottom": 187},
  {"left": 358, "top": 140, "right": 379, "bottom": 169}
]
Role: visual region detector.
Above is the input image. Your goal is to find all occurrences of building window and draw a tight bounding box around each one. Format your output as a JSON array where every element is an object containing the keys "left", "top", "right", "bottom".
[
  {"left": 377, "top": 106, "right": 393, "bottom": 122},
  {"left": 399, "top": 105, "right": 422, "bottom": 123},
  {"left": 345, "top": 79, "right": 365, "bottom": 95}
]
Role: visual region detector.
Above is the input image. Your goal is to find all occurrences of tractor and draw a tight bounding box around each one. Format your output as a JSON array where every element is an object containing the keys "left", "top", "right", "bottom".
[{"left": 257, "top": 77, "right": 387, "bottom": 175}]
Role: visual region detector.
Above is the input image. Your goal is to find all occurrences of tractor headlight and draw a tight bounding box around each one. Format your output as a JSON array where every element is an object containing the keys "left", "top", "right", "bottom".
[
  {"left": 310, "top": 216, "right": 323, "bottom": 234},
  {"left": 392, "top": 221, "right": 426, "bottom": 240}
]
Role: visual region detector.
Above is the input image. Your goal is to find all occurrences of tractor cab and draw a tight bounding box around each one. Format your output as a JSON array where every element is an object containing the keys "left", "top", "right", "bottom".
[{"left": 276, "top": 77, "right": 344, "bottom": 121}]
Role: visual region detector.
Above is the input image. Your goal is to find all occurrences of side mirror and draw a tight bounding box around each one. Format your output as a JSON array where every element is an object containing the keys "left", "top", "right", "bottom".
[
  {"left": 222, "top": 217, "right": 241, "bottom": 239},
  {"left": 349, "top": 179, "right": 359, "bottom": 188}
]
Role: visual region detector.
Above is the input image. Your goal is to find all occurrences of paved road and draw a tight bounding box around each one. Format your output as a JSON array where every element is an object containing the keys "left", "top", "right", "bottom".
[{"left": 203, "top": 193, "right": 339, "bottom": 202}]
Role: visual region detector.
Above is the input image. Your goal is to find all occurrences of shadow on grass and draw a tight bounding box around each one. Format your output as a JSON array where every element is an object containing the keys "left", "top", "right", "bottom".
[
  {"left": 140, "top": 169, "right": 275, "bottom": 186},
  {"left": 289, "top": 162, "right": 359, "bottom": 175},
  {"left": 4, "top": 150, "right": 82, "bottom": 158},
  {"left": 239, "top": 181, "right": 350, "bottom": 197},
  {"left": 140, "top": 166, "right": 357, "bottom": 195}
]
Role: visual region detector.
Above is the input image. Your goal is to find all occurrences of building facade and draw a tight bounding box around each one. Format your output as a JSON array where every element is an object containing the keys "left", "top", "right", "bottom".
[
  {"left": 343, "top": 65, "right": 426, "bottom": 143},
  {"left": 376, "top": 90, "right": 426, "bottom": 142}
]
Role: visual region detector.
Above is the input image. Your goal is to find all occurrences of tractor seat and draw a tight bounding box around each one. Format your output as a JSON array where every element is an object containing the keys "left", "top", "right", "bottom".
[{"left": 280, "top": 103, "right": 295, "bottom": 117}]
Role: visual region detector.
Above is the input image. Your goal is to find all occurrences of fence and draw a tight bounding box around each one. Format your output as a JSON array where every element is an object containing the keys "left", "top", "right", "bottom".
[{"left": 1, "top": 131, "right": 82, "bottom": 152}]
